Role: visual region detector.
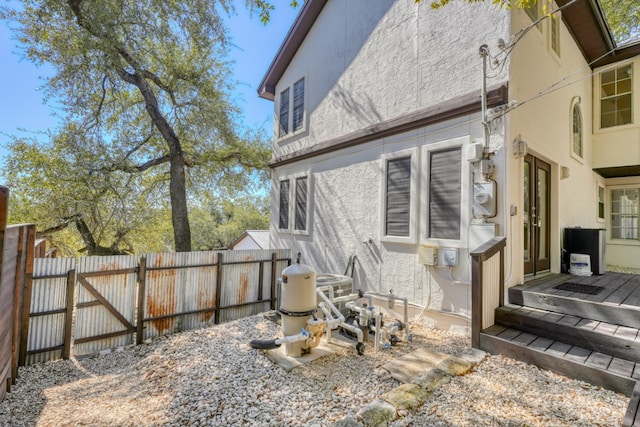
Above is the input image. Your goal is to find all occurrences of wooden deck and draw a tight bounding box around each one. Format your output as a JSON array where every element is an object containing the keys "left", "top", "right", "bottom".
[{"left": 478, "top": 272, "right": 640, "bottom": 426}]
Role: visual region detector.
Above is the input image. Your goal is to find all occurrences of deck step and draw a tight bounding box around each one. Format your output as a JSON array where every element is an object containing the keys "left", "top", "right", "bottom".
[
  {"left": 509, "top": 279, "right": 640, "bottom": 330},
  {"left": 496, "top": 304, "right": 640, "bottom": 362},
  {"left": 479, "top": 325, "right": 638, "bottom": 396}
]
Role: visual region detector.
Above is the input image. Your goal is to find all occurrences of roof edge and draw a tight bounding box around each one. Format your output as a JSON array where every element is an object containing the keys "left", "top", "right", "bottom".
[{"left": 257, "top": 0, "right": 328, "bottom": 101}]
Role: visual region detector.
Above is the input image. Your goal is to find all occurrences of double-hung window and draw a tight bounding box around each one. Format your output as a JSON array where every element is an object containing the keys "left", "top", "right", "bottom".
[
  {"left": 278, "top": 78, "right": 305, "bottom": 138},
  {"left": 611, "top": 188, "right": 639, "bottom": 240},
  {"left": 278, "top": 174, "right": 311, "bottom": 233},
  {"left": 600, "top": 64, "right": 633, "bottom": 129}
]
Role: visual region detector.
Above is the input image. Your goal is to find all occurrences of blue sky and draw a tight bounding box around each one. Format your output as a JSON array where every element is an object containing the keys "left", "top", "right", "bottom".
[{"left": 0, "top": 4, "right": 299, "bottom": 168}]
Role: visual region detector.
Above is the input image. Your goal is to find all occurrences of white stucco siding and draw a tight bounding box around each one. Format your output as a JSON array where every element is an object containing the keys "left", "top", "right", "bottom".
[
  {"left": 272, "top": 1, "right": 510, "bottom": 160},
  {"left": 592, "top": 57, "right": 640, "bottom": 170},
  {"left": 271, "top": 113, "right": 492, "bottom": 331}
]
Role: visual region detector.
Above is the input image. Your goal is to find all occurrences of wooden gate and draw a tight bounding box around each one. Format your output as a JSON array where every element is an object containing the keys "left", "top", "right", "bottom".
[{"left": 73, "top": 256, "right": 138, "bottom": 357}]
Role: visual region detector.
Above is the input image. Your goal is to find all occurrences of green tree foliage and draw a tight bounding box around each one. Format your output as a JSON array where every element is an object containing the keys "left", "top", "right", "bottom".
[
  {"left": 600, "top": 0, "right": 640, "bottom": 43},
  {"left": 1, "top": 0, "right": 272, "bottom": 253}
]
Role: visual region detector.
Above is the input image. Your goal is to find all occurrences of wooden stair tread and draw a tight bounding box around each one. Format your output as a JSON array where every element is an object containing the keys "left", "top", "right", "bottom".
[{"left": 480, "top": 326, "right": 637, "bottom": 396}]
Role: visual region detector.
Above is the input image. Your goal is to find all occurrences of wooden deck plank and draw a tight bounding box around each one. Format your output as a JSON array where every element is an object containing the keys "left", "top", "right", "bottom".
[
  {"left": 512, "top": 332, "right": 537, "bottom": 346},
  {"left": 606, "top": 278, "right": 640, "bottom": 306},
  {"left": 546, "top": 341, "right": 572, "bottom": 357},
  {"left": 528, "top": 336, "right": 554, "bottom": 352},
  {"left": 557, "top": 315, "right": 582, "bottom": 327},
  {"left": 609, "top": 358, "right": 636, "bottom": 377},
  {"left": 565, "top": 346, "right": 592, "bottom": 363},
  {"left": 576, "top": 318, "right": 600, "bottom": 330},
  {"left": 586, "top": 352, "right": 613, "bottom": 370},
  {"left": 594, "top": 322, "right": 619, "bottom": 336},
  {"left": 483, "top": 325, "right": 507, "bottom": 336},
  {"left": 498, "top": 328, "right": 523, "bottom": 341},
  {"left": 615, "top": 326, "right": 639, "bottom": 341},
  {"left": 623, "top": 285, "right": 640, "bottom": 308},
  {"left": 479, "top": 333, "right": 636, "bottom": 396}
]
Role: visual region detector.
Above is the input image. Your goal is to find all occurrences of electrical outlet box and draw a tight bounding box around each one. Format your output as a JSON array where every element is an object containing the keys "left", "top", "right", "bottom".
[
  {"left": 418, "top": 246, "right": 438, "bottom": 266},
  {"left": 443, "top": 248, "right": 459, "bottom": 266}
]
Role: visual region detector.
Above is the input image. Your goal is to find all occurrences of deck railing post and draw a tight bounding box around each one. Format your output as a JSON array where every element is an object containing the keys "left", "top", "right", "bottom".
[{"left": 470, "top": 237, "right": 507, "bottom": 349}]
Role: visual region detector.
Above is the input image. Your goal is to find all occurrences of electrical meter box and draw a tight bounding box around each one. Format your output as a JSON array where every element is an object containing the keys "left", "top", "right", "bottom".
[{"left": 473, "top": 181, "right": 497, "bottom": 218}]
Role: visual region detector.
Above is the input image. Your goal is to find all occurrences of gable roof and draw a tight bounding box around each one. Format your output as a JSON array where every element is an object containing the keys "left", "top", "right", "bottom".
[
  {"left": 228, "top": 230, "right": 270, "bottom": 250},
  {"left": 257, "top": 0, "right": 327, "bottom": 100},
  {"left": 258, "top": 0, "right": 640, "bottom": 100}
]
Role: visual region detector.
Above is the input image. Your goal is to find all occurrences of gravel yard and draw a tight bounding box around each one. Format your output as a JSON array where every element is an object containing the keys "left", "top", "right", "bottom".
[{"left": 0, "top": 313, "right": 629, "bottom": 426}]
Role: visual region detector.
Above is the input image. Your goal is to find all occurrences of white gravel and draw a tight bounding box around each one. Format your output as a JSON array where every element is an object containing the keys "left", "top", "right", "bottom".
[{"left": 0, "top": 313, "right": 629, "bottom": 426}]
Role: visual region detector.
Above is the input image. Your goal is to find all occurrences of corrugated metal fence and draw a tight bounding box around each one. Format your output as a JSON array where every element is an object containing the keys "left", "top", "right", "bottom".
[{"left": 24, "top": 249, "right": 291, "bottom": 365}]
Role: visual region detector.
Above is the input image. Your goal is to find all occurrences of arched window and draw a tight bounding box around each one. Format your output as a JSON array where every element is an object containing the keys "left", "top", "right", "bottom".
[{"left": 572, "top": 102, "right": 583, "bottom": 158}]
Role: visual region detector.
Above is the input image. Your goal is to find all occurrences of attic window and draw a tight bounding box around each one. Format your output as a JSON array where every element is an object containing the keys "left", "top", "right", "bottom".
[{"left": 277, "top": 78, "right": 305, "bottom": 138}]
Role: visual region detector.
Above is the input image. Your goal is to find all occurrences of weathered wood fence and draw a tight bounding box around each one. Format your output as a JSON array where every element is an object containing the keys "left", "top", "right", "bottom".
[
  {"left": 0, "top": 184, "right": 291, "bottom": 404},
  {"left": 0, "top": 186, "right": 36, "bottom": 401},
  {"left": 24, "top": 249, "right": 291, "bottom": 365}
]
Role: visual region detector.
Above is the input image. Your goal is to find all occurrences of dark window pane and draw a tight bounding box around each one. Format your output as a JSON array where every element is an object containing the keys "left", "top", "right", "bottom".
[
  {"left": 429, "top": 147, "right": 461, "bottom": 239},
  {"left": 293, "top": 79, "right": 304, "bottom": 132},
  {"left": 294, "top": 176, "right": 307, "bottom": 231},
  {"left": 385, "top": 157, "right": 411, "bottom": 236},
  {"left": 279, "top": 179, "right": 290, "bottom": 229},
  {"left": 279, "top": 88, "right": 289, "bottom": 137}
]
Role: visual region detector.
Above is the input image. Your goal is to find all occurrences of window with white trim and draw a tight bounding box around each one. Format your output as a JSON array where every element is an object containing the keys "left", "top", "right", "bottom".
[
  {"left": 428, "top": 147, "right": 462, "bottom": 240},
  {"left": 600, "top": 64, "right": 633, "bottom": 129},
  {"left": 278, "top": 174, "right": 311, "bottom": 233},
  {"left": 278, "top": 179, "right": 290, "bottom": 230},
  {"left": 572, "top": 102, "right": 583, "bottom": 158},
  {"left": 611, "top": 188, "right": 639, "bottom": 240},
  {"left": 419, "top": 136, "right": 470, "bottom": 245},
  {"left": 294, "top": 176, "right": 308, "bottom": 231},
  {"left": 381, "top": 149, "right": 417, "bottom": 243},
  {"left": 278, "top": 78, "right": 305, "bottom": 138},
  {"left": 598, "top": 185, "right": 605, "bottom": 221}
]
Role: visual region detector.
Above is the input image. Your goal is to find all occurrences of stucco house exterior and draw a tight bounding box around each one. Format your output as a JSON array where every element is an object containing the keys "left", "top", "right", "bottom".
[{"left": 258, "top": 0, "right": 640, "bottom": 332}]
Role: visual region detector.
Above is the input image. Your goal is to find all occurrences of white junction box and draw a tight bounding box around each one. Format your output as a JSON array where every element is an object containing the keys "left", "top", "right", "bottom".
[{"left": 443, "top": 248, "right": 459, "bottom": 266}]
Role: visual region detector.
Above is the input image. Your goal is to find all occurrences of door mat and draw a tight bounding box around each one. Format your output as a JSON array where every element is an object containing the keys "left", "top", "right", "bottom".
[{"left": 553, "top": 282, "right": 605, "bottom": 295}]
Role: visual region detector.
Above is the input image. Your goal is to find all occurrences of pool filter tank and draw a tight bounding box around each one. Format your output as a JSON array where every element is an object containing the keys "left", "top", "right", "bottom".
[{"left": 279, "top": 257, "right": 318, "bottom": 356}]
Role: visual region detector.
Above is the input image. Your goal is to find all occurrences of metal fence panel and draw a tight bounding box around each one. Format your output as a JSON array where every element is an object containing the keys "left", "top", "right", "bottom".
[
  {"left": 143, "top": 251, "right": 218, "bottom": 340},
  {"left": 218, "top": 249, "right": 290, "bottom": 323},
  {"left": 73, "top": 255, "right": 137, "bottom": 357},
  {"left": 28, "top": 257, "right": 76, "bottom": 365}
]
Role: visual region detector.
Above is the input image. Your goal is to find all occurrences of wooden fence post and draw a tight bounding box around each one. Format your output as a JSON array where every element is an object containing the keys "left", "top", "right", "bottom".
[
  {"left": 16, "top": 226, "right": 35, "bottom": 367},
  {"left": 62, "top": 269, "right": 75, "bottom": 359},
  {"left": 270, "top": 252, "right": 277, "bottom": 311},
  {"left": 214, "top": 253, "right": 223, "bottom": 324},
  {"left": 136, "top": 257, "right": 147, "bottom": 345}
]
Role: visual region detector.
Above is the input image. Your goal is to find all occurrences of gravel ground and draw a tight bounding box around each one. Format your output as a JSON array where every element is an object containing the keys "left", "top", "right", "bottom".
[{"left": 0, "top": 313, "right": 629, "bottom": 426}]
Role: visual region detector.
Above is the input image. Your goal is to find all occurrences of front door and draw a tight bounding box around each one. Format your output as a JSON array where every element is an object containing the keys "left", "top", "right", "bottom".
[{"left": 524, "top": 154, "right": 551, "bottom": 275}]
